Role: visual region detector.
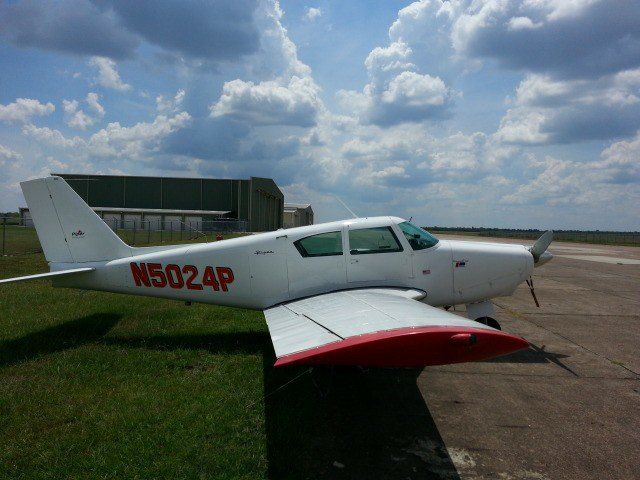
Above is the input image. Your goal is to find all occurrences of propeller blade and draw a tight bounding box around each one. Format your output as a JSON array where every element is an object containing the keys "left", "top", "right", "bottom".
[{"left": 529, "top": 230, "right": 553, "bottom": 263}]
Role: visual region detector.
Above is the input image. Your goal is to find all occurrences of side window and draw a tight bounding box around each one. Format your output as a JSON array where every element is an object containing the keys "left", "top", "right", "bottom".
[
  {"left": 294, "top": 231, "right": 343, "bottom": 257},
  {"left": 348, "top": 227, "right": 403, "bottom": 255}
]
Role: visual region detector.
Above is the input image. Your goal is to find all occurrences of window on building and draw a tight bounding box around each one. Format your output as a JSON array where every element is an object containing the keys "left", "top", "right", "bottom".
[
  {"left": 294, "top": 231, "right": 343, "bottom": 257},
  {"left": 397, "top": 221, "right": 439, "bottom": 250},
  {"left": 348, "top": 227, "right": 403, "bottom": 255}
]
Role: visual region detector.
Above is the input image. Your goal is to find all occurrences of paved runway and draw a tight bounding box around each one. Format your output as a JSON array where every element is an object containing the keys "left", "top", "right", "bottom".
[{"left": 417, "top": 236, "right": 640, "bottom": 479}]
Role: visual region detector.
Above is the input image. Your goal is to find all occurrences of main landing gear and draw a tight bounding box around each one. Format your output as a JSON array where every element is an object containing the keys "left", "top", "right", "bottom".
[
  {"left": 474, "top": 316, "right": 501, "bottom": 330},
  {"left": 466, "top": 300, "right": 502, "bottom": 330}
]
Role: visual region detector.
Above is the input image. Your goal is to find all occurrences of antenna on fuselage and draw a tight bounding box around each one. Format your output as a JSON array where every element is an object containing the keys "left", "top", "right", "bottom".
[{"left": 334, "top": 195, "right": 358, "bottom": 219}]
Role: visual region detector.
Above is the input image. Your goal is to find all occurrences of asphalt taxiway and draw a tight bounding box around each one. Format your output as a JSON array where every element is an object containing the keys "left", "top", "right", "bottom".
[{"left": 417, "top": 237, "right": 640, "bottom": 479}]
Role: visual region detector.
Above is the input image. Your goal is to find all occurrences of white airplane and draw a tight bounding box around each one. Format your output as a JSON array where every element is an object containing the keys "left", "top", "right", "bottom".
[{"left": 1, "top": 176, "right": 553, "bottom": 367}]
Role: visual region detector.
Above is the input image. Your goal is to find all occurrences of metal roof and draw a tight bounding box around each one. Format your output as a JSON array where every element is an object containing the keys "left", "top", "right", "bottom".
[{"left": 284, "top": 203, "right": 312, "bottom": 210}]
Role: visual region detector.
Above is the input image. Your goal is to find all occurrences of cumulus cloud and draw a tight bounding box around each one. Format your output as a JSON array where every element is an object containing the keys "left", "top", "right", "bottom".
[
  {"left": 88, "top": 112, "right": 192, "bottom": 159},
  {"left": 100, "top": 0, "right": 260, "bottom": 63},
  {"left": 63, "top": 100, "right": 95, "bottom": 130},
  {"left": 210, "top": 76, "right": 322, "bottom": 127},
  {"left": 365, "top": 42, "right": 416, "bottom": 90},
  {"left": 304, "top": 7, "right": 322, "bottom": 22},
  {"left": 340, "top": 62, "right": 454, "bottom": 126},
  {"left": 86, "top": 92, "right": 105, "bottom": 116},
  {"left": 337, "top": 3, "right": 456, "bottom": 127},
  {"left": 598, "top": 130, "right": 640, "bottom": 184},
  {"left": 0, "top": 144, "right": 21, "bottom": 168},
  {"left": 496, "top": 70, "right": 640, "bottom": 144},
  {"left": 450, "top": 0, "right": 640, "bottom": 79},
  {"left": 0, "top": 98, "right": 55, "bottom": 124},
  {"left": 89, "top": 56, "right": 131, "bottom": 91},
  {"left": 22, "top": 124, "right": 84, "bottom": 149},
  {"left": 23, "top": 112, "right": 191, "bottom": 161},
  {"left": 62, "top": 93, "right": 106, "bottom": 130},
  {"left": 0, "top": 0, "right": 261, "bottom": 65},
  {"left": 0, "top": 0, "right": 139, "bottom": 59},
  {"left": 370, "top": 71, "right": 453, "bottom": 125},
  {"left": 251, "top": 0, "right": 311, "bottom": 78},
  {"left": 156, "top": 89, "right": 185, "bottom": 113}
]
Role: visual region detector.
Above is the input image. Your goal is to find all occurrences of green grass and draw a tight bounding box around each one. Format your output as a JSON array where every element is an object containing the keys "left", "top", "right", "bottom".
[
  {"left": 0, "top": 254, "right": 273, "bottom": 479},
  {"left": 0, "top": 254, "right": 453, "bottom": 479},
  {"left": 1, "top": 226, "right": 44, "bottom": 255}
]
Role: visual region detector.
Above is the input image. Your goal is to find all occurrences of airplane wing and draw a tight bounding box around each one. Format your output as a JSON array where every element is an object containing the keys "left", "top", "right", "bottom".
[
  {"left": 0, "top": 267, "right": 95, "bottom": 285},
  {"left": 264, "top": 288, "right": 528, "bottom": 367}
]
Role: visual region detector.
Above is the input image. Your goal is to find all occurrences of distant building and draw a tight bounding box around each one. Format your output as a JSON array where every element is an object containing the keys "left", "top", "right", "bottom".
[
  {"left": 21, "top": 173, "right": 284, "bottom": 232},
  {"left": 283, "top": 203, "right": 314, "bottom": 228}
]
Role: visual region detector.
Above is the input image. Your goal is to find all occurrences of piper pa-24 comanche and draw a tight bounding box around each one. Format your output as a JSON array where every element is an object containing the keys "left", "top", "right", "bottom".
[{"left": 1, "top": 176, "right": 554, "bottom": 367}]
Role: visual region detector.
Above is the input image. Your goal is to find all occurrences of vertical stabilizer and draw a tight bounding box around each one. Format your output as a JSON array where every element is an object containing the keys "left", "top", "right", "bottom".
[{"left": 21, "top": 176, "right": 132, "bottom": 263}]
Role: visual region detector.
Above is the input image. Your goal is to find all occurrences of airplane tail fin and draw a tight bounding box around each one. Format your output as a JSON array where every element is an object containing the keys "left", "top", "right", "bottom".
[{"left": 21, "top": 176, "right": 132, "bottom": 263}]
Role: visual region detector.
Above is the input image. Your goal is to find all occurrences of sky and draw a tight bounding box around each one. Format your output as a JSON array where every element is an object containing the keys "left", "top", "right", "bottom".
[{"left": 0, "top": 0, "right": 639, "bottom": 230}]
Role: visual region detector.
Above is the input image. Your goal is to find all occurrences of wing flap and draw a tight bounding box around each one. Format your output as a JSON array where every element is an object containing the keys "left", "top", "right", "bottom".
[
  {"left": 264, "top": 305, "right": 341, "bottom": 358},
  {"left": 264, "top": 288, "right": 528, "bottom": 367},
  {"left": 0, "top": 267, "right": 95, "bottom": 285}
]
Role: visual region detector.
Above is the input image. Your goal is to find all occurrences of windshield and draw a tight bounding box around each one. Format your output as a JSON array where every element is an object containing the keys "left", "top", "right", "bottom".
[{"left": 398, "top": 221, "right": 439, "bottom": 250}]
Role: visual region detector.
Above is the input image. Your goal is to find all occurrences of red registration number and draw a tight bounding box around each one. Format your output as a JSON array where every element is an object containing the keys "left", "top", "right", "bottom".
[{"left": 130, "top": 262, "right": 234, "bottom": 292}]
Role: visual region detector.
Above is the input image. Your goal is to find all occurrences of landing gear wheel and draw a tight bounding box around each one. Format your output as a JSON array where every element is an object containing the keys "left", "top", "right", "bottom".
[{"left": 475, "top": 316, "right": 501, "bottom": 330}]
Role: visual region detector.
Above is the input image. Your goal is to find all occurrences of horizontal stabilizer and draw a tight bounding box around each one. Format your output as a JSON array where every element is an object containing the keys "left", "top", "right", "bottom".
[{"left": 0, "top": 267, "right": 95, "bottom": 285}]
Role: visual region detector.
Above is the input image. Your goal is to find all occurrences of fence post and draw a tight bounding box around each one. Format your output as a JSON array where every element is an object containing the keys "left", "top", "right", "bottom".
[
  {"left": 132, "top": 222, "right": 136, "bottom": 246},
  {"left": 2, "top": 217, "right": 5, "bottom": 257}
]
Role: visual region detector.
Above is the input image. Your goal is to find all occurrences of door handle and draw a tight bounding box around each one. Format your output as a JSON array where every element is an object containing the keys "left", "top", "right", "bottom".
[{"left": 350, "top": 259, "right": 359, "bottom": 264}]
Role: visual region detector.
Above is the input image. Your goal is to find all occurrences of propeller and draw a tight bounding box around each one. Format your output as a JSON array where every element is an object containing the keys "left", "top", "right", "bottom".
[
  {"left": 529, "top": 230, "right": 554, "bottom": 266},
  {"left": 526, "top": 230, "right": 554, "bottom": 307}
]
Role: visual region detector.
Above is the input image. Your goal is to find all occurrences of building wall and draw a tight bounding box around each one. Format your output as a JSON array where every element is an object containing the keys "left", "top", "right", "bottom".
[
  {"left": 55, "top": 174, "right": 283, "bottom": 232},
  {"left": 283, "top": 205, "right": 314, "bottom": 228},
  {"left": 249, "top": 177, "right": 284, "bottom": 231}
]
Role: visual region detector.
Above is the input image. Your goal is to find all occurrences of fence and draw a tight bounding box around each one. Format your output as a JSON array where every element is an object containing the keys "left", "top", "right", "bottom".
[{"left": 0, "top": 217, "right": 250, "bottom": 257}]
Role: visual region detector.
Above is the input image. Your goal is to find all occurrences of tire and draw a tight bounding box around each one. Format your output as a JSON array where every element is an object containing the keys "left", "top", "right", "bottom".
[{"left": 475, "top": 316, "right": 501, "bottom": 330}]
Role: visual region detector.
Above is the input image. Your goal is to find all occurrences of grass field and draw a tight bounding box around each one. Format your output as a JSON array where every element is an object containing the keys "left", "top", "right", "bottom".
[
  {"left": 1, "top": 253, "right": 438, "bottom": 479},
  {"left": 0, "top": 254, "right": 272, "bottom": 479}
]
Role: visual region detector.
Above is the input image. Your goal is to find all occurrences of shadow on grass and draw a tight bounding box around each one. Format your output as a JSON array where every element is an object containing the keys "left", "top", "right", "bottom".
[{"left": 0, "top": 313, "right": 121, "bottom": 367}]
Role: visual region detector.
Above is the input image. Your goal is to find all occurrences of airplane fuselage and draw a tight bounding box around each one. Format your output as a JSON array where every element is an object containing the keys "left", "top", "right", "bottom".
[{"left": 52, "top": 217, "right": 534, "bottom": 311}]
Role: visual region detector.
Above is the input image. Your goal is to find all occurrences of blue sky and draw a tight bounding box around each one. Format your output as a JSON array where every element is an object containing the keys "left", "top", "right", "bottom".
[{"left": 0, "top": 0, "right": 638, "bottom": 230}]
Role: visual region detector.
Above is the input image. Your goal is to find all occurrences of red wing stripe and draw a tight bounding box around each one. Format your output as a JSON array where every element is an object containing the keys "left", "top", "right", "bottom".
[{"left": 274, "top": 326, "right": 529, "bottom": 367}]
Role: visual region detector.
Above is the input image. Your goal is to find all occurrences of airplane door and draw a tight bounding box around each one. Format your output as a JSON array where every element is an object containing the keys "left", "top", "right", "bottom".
[
  {"left": 286, "top": 230, "right": 347, "bottom": 298},
  {"left": 346, "top": 225, "right": 411, "bottom": 285}
]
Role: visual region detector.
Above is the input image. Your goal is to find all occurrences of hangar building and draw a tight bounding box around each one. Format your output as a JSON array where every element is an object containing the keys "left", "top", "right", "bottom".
[
  {"left": 283, "top": 203, "right": 314, "bottom": 228},
  {"left": 22, "top": 174, "right": 284, "bottom": 232}
]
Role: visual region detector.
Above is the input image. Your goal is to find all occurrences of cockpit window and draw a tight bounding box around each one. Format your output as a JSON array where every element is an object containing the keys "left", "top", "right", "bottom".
[
  {"left": 398, "top": 221, "right": 439, "bottom": 250},
  {"left": 294, "top": 231, "right": 343, "bottom": 257}
]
